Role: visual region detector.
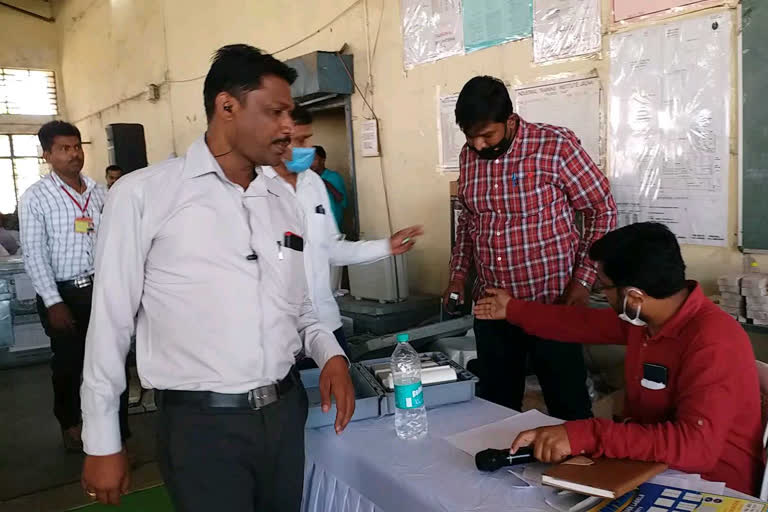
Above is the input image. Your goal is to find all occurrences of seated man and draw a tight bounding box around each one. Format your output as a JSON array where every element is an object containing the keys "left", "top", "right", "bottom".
[{"left": 475, "top": 222, "right": 764, "bottom": 496}]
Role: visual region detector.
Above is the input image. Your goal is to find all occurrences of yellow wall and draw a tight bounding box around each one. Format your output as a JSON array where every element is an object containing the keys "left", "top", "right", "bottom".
[
  {"left": 0, "top": 6, "right": 60, "bottom": 135},
  {"left": 51, "top": 0, "right": 767, "bottom": 295}
]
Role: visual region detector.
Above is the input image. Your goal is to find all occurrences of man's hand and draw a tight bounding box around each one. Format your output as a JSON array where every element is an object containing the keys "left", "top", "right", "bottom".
[
  {"left": 558, "top": 280, "right": 591, "bottom": 307},
  {"left": 82, "top": 450, "right": 130, "bottom": 505},
  {"left": 511, "top": 425, "right": 572, "bottom": 463},
  {"left": 442, "top": 279, "right": 466, "bottom": 307},
  {"left": 474, "top": 288, "right": 513, "bottom": 320},
  {"left": 319, "top": 355, "right": 355, "bottom": 434},
  {"left": 48, "top": 302, "right": 75, "bottom": 334},
  {"left": 390, "top": 226, "right": 424, "bottom": 255}
]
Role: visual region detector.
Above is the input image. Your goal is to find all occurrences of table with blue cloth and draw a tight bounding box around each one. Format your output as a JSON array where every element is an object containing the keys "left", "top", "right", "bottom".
[{"left": 302, "top": 398, "right": 556, "bottom": 512}]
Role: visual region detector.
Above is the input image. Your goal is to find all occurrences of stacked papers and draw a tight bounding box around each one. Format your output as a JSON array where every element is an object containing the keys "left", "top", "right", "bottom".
[
  {"left": 717, "top": 274, "right": 745, "bottom": 319},
  {"left": 741, "top": 274, "right": 768, "bottom": 325}
]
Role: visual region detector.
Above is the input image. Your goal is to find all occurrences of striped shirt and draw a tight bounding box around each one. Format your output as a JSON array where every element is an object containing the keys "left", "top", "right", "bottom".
[
  {"left": 450, "top": 117, "right": 616, "bottom": 303},
  {"left": 19, "top": 171, "right": 106, "bottom": 307}
]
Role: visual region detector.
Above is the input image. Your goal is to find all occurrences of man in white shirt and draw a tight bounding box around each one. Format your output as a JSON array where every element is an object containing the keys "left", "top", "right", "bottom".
[
  {"left": 80, "top": 45, "right": 354, "bottom": 511},
  {"left": 18, "top": 121, "right": 129, "bottom": 453},
  {"left": 262, "top": 106, "right": 423, "bottom": 355}
]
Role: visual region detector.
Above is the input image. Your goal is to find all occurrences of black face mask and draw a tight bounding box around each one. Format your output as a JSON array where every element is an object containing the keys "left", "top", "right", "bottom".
[{"left": 470, "top": 124, "right": 514, "bottom": 160}]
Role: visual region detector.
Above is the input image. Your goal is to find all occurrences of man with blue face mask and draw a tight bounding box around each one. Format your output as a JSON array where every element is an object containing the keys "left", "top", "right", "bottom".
[
  {"left": 262, "top": 106, "right": 423, "bottom": 355},
  {"left": 474, "top": 222, "right": 763, "bottom": 496}
]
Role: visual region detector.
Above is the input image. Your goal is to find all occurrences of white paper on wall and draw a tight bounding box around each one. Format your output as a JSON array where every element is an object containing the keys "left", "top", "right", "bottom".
[
  {"left": 401, "top": 0, "right": 465, "bottom": 69},
  {"left": 612, "top": 0, "right": 725, "bottom": 23},
  {"left": 437, "top": 93, "right": 465, "bottom": 171},
  {"left": 515, "top": 76, "right": 603, "bottom": 167},
  {"left": 533, "top": 0, "right": 602, "bottom": 63},
  {"left": 608, "top": 11, "right": 732, "bottom": 246}
]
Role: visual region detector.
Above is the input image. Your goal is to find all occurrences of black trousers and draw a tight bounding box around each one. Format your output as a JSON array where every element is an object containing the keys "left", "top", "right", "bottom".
[
  {"left": 36, "top": 286, "right": 130, "bottom": 438},
  {"left": 473, "top": 318, "right": 593, "bottom": 420},
  {"left": 156, "top": 382, "right": 309, "bottom": 512}
]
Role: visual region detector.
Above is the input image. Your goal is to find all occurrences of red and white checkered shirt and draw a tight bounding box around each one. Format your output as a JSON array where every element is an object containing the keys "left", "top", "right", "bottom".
[{"left": 450, "top": 117, "right": 617, "bottom": 303}]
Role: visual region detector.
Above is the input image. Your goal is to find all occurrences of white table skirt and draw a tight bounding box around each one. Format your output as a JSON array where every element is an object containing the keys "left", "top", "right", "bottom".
[{"left": 302, "top": 398, "right": 556, "bottom": 512}]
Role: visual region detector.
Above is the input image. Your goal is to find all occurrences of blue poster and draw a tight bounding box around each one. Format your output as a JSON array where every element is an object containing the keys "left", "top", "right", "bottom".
[{"left": 462, "top": 0, "right": 533, "bottom": 52}]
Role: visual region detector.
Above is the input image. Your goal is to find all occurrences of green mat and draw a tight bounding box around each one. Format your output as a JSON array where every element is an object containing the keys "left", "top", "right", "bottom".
[{"left": 70, "top": 485, "right": 173, "bottom": 511}]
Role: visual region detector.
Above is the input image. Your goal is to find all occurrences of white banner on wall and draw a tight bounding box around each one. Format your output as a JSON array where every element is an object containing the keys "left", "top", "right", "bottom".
[
  {"left": 515, "top": 76, "right": 602, "bottom": 168},
  {"left": 533, "top": 0, "right": 602, "bottom": 63},
  {"left": 401, "top": 0, "right": 465, "bottom": 69},
  {"left": 437, "top": 93, "right": 465, "bottom": 171},
  {"left": 608, "top": 11, "right": 732, "bottom": 246}
]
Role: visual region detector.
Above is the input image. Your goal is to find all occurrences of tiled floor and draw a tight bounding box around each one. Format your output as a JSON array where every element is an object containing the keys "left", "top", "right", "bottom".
[{"left": 0, "top": 364, "right": 162, "bottom": 511}]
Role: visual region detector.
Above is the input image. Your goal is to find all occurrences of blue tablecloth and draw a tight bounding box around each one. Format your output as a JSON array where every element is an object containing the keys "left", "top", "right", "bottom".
[{"left": 302, "top": 399, "right": 557, "bottom": 512}]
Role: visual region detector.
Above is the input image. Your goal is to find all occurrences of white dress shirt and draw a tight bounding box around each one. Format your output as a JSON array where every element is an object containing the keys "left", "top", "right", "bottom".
[
  {"left": 81, "top": 137, "right": 344, "bottom": 455},
  {"left": 261, "top": 166, "right": 391, "bottom": 331},
  {"left": 19, "top": 172, "right": 105, "bottom": 306}
]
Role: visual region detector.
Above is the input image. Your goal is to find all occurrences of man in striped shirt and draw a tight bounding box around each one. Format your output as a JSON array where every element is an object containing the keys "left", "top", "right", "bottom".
[
  {"left": 19, "top": 121, "right": 129, "bottom": 452},
  {"left": 445, "top": 76, "right": 616, "bottom": 420}
]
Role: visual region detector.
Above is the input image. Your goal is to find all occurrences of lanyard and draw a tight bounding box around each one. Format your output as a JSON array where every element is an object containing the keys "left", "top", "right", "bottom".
[{"left": 60, "top": 184, "right": 91, "bottom": 215}]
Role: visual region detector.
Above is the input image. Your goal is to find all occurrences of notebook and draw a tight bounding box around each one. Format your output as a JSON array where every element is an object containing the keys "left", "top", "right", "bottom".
[{"left": 542, "top": 456, "right": 668, "bottom": 498}]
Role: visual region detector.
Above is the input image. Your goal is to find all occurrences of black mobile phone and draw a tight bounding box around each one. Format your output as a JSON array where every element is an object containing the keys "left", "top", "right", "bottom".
[{"left": 445, "top": 292, "right": 460, "bottom": 315}]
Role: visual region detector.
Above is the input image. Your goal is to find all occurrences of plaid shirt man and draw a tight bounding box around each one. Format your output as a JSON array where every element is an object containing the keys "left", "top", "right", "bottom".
[{"left": 450, "top": 116, "right": 616, "bottom": 303}]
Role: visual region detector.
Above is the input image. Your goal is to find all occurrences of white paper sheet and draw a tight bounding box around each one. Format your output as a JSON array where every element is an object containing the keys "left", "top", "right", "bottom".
[
  {"left": 360, "top": 119, "right": 380, "bottom": 157},
  {"left": 613, "top": 0, "right": 720, "bottom": 23},
  {"left": 401, "top": 0, "right": 465, "bottom": 69},
  {"left": 444, "top": 409, "right": 564, "bottom": 456},
  {"left": 515, "top": 76, "right": 602, "bottom": 166},
  {"left": 533, "top": 0, "right": 602, "bottom": 63},
  {"left": 649, "top": 470, "right": 727, "bottom": 495},
  {"left": 437, "top": 93, "right": 464, "bottom": 171},
  {"left": 608, "top": 12, "right": 732, "bottom": 246}
]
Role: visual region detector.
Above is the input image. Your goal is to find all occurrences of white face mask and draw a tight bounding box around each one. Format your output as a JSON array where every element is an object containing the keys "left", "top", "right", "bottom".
[{"left": 618, "top": 289, "right": 647, "bottom": 327}]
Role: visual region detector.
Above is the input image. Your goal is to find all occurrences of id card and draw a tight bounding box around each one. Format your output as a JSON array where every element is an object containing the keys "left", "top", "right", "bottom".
[{"left": 75, "top": 217, "right": 94, "bottom": 233}]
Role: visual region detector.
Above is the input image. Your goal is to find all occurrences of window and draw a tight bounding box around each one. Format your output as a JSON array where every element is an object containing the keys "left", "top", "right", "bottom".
[
  {"left": 0, "top": 135, "right": 46, "bottom": 214},
  {"left": 0, "top": 68, "right": 58, "bottom": 115}
]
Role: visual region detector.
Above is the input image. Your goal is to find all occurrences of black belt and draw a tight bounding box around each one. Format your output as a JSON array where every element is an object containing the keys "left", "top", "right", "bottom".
[
  {"left": 157, "top": 368, "right": 297, "bottom": 410},
  {"left": 57, "top": 274, "right": 94, "bottom": 290}
]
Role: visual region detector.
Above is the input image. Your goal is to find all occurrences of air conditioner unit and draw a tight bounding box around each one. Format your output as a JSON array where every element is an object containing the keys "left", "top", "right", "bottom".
[{"left": 348, "top": 255, "right": 408, "bottom": 303}]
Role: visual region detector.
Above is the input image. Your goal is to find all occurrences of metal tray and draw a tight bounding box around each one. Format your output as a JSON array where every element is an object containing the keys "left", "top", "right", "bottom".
[
  {"left": 299, "top": 364, "right": 384, "bottom": 429},
  {"left": 355, "top": 352, "right": 478, "bottom": 415}
]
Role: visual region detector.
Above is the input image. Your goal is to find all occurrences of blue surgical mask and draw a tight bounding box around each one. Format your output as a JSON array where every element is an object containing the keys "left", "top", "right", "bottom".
[
  {"left": 284, "top": 147, "right": 316, "bottom": 173},
  {"left": 618, "top": 288, "right": 647, "bottom": 327}
]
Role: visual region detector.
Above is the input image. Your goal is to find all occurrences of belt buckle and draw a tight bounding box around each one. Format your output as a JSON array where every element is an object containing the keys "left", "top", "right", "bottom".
[
  {"left": 247, "top": 384, "right": 278, "bottom": 410},
  {"left": 74, "top": 275, "right": 91, "bottom": 288}
]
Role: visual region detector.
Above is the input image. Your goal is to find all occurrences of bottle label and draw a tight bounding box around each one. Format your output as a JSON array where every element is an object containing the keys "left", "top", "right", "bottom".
[{"left": 394, "top": 382, "right": 424, "bottom": 409}]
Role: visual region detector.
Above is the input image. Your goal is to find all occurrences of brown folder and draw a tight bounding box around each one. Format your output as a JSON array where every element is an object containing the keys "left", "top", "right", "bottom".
[{"left": 542, "top": 457, "right": 668, "bottom": 498}]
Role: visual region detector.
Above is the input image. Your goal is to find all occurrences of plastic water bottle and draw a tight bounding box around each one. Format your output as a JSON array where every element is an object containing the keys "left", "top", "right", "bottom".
[{"left": 391, "top": 333, "right": 428, "bottom": 440}]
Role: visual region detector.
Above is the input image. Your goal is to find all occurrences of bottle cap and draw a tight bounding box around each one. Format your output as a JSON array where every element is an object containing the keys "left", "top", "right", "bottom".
[{"left": 396, "top": 333, "right": 409, "bottom": 343}]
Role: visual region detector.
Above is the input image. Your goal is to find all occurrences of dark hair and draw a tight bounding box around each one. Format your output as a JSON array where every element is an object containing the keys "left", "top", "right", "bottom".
[
  {"left": 105, "top": 164, "right": 123, "bottom": 174},
  {"left": 313, "top": 145, "right": 326, "bottom": 159},
  {"left": 455, "top": 76, "right": 513, "bottom": 134},
  {"left": 37, "top": 121, "right": 81, "bottom": 152},
  {"left": 291, "top": 105, "right": 313, "bottom": 126},
  {"left": 203, "top": 44, "right": 297, "bottom": 122},
  {"left": 589, "top": 222, "right": 687, "bottom": 299}
]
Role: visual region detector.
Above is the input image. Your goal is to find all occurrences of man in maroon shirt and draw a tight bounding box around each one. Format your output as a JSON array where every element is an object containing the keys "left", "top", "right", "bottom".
[
  {"left": 475, "top": 223, "right": 764, "bottom": 495},
  {"left": 445, "top": 76, "right": 616, "bottom": 420}
]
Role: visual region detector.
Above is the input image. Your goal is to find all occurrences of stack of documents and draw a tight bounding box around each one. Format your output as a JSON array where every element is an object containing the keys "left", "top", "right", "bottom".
[
  {"left": 742, "top": 274, "right": 768, "bottom": 326},
  {"left": 717, "top": 274, "right": 746, "bottom": 320}
]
